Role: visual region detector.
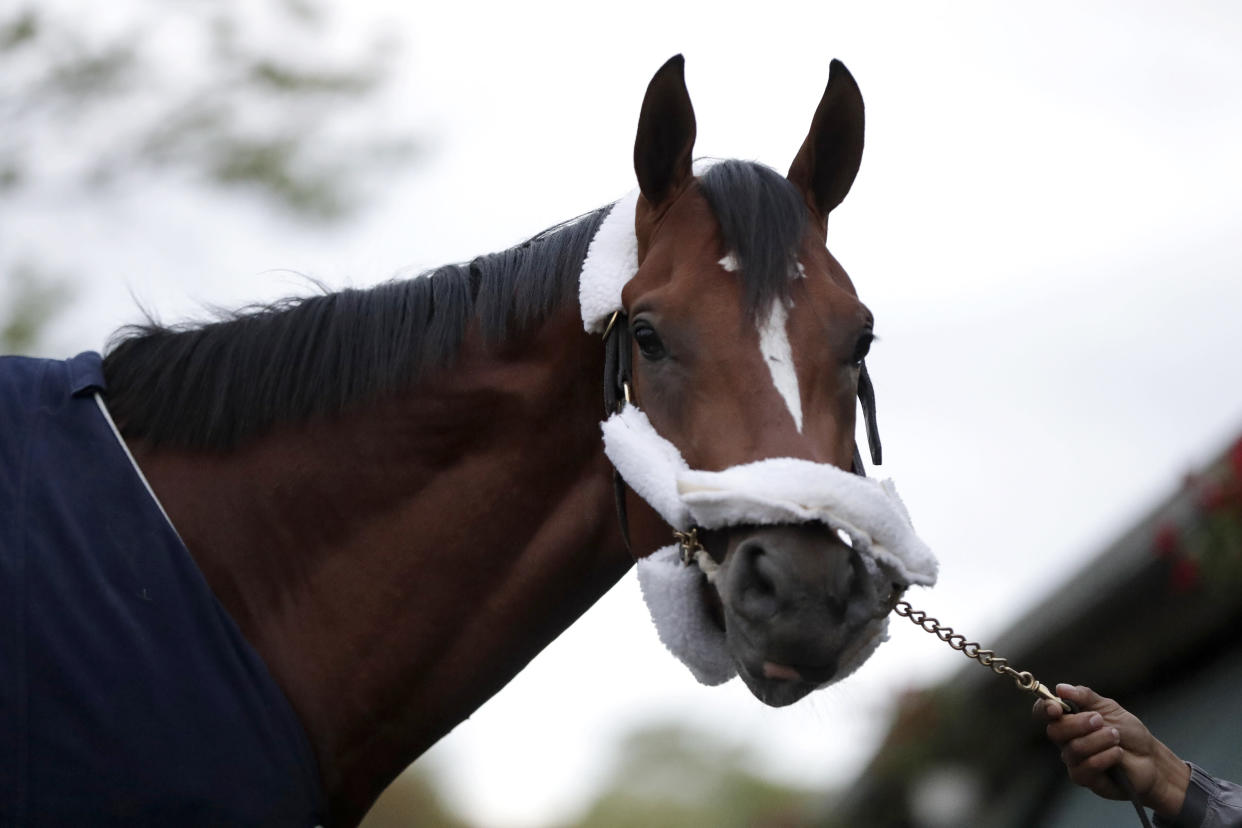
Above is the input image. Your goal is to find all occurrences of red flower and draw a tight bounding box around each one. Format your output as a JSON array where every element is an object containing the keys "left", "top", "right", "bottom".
[
  {"left": 1230, "top": 437, "right": 1242, "bottom": 483},
  {"left": 1197, "top": 481, "right": 1229, "bottom": 513},
  {"left": 1170, "top": 556, "right": 1200, "bottom": 593}
]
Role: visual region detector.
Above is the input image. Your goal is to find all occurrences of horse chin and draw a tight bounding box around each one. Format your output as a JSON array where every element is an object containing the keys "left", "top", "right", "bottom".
[
  {"left": 729, "top": 648, "right": 824, "bottom": 708},
  {"left": 725, "top": 612, "right": 889, "bottom": 707}
]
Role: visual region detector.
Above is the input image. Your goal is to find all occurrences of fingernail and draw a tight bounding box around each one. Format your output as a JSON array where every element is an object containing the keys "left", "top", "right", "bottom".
[
  {"left": 1089, "top": 714, "right": 1103, "bottom": 728},
  {"left": 1112, "top": 728, "right": 1121, "bottom": 744}
]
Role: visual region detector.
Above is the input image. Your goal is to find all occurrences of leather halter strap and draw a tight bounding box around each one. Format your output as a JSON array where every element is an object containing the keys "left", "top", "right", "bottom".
[
  {"left": 601, "top": 310, "right": 883, "bottom": 553},
  {"left": 602, "top": 311, "right": 634, "bottom": 551},
  {"left": 852, "top": 360, "right": 881, "bottom": 476}
]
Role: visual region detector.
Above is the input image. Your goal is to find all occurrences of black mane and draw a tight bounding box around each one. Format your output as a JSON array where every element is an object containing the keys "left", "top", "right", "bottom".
[{"left": 103, "top": 159, "right": 808, "bottom": 450}]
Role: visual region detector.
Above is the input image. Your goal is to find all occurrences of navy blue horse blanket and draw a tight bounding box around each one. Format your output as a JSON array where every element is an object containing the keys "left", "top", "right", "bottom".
[{"left": 0, "top": 353, "right": 324, "bottom": 826}]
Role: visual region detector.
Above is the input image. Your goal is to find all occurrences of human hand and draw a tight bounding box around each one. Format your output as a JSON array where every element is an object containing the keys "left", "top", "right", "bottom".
[{"left": 1033, "top": 684, "right": 1190, "bottom": 818}]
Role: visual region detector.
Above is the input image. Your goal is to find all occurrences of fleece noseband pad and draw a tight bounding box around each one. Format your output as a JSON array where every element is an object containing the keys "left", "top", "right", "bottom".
[{"left": 602, "top": 405, "right": 937, "bottom": 687}]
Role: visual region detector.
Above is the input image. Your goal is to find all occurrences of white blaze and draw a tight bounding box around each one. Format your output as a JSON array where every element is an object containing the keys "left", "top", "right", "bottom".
[{"left": 758, "top": 299, "right": 803, "bottom": 432}]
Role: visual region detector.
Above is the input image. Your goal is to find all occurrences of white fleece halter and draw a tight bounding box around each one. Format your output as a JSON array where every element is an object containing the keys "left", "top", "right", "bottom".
[
  {"left": 580, "top": 188, "right": 641, "bottom": 334},
  {"left": 579, "top": 185, "right": 938, "bottom": 688}
]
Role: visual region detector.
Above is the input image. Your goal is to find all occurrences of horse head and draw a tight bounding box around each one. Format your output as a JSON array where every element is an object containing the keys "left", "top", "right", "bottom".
[{"left": 594, "top": 56, "right": 931, "bottom": 707}]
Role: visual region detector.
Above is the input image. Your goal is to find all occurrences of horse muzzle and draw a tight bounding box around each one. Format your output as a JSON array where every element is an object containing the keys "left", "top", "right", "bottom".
[{"left": 707, "top": 523, "right": 904, "bottom": 706}]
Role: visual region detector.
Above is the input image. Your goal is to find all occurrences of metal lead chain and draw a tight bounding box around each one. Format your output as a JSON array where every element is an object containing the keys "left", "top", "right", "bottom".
[
  {"left": 893, "top": 600, "right": 1154, "bottom": 828},
  {"left": 893, "top": 600, "right": 1069, "bottom": 712}
]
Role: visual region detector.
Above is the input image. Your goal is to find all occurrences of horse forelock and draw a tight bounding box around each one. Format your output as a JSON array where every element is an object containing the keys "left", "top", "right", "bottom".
[
  {"left": 581, "top": 159, "right": 812, "bottom": 333},
  {"left": 696, "top": 159, "right": 809, "bottom": 319}
]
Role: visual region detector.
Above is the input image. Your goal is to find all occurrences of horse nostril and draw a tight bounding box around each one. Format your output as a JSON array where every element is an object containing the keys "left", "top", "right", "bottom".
[
  {"left": 732, "top": 540, "right": 780, "bottom": 621},
  {"left": 823, "top": 549, "right": 863, "bottom": 619}
]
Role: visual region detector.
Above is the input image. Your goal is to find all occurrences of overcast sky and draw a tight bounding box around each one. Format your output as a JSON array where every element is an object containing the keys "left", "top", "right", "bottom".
[{"left": 11, "top": 1, "right": 1242, "bottom": 825}]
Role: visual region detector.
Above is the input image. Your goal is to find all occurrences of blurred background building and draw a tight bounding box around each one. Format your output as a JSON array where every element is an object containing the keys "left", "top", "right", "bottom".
[{"left": 833, "top": 433, "right": 1242, "bottom": 827}]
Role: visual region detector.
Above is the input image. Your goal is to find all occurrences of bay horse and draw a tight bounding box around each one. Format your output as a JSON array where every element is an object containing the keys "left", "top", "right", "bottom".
[{"left": 0, "top": 56, "right": 921, "bottom": 826}]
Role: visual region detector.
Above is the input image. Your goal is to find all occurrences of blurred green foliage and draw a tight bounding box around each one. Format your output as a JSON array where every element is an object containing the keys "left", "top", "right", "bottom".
[
  {"left": 566, "top": 724, "right": 827, "bottom": 828},
  {"left": 0, "top": 0, "right": 417, "bottom": 354},
  {"left": 359, "top": 765, "right": 471, "bottom": 828},
  {"left": 0, "top": 261, "right": 72, "bottom": 353},
  {"left": 362, "top": 723, "right": 839, "bottom": 828},
  {"left": 0, "top": 0, "right": 413, "bottom": 221}
]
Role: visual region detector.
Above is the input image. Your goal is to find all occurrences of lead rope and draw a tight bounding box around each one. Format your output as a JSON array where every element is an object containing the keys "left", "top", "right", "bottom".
[{"left": 893, "top": 601, "right": 1154, "bottom": 828}]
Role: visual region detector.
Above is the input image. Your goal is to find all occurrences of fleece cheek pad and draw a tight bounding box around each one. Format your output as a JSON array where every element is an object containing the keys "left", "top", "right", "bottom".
[
  {"left": 635, "top": 544, "right": 738, "bottom": 686},
  {"left": 603, "top": 405, "right": 939, "bottom": 688}
]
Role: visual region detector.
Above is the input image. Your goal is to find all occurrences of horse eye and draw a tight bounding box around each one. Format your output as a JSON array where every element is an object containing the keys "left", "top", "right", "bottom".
[
  {"left": 632, "top": 321, "right": 667, "bottom": 360},
  {"left": 852, "top": 331, "right": 875, "bottom": 366}
]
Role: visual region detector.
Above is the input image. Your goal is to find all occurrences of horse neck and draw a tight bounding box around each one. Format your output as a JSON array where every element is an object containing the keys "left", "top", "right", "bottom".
[{"left": 130, "top": 305, "right": 634, "bottom": 826}]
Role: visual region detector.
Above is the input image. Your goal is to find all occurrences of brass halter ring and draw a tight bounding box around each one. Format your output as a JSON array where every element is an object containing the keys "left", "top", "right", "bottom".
[
  {"left": 601, "top": 309, "right": 622, "bottom": 339},
  {"left": 673, "top": 527, "right": 706, "bottom": 566}
]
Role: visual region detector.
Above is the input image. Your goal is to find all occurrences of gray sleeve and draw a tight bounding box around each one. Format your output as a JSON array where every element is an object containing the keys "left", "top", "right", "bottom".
[{"left": 1154, "top": 763, "right": 1242, "bottom": 828}]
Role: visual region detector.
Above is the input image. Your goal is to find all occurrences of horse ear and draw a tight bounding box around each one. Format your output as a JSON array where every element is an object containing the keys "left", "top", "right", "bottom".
[
  {"left": 634, "top": 54, "right": 697, "bottom": 207},
  {"left": 787, "top": 59, "right": 865, "bottom": 226}
]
